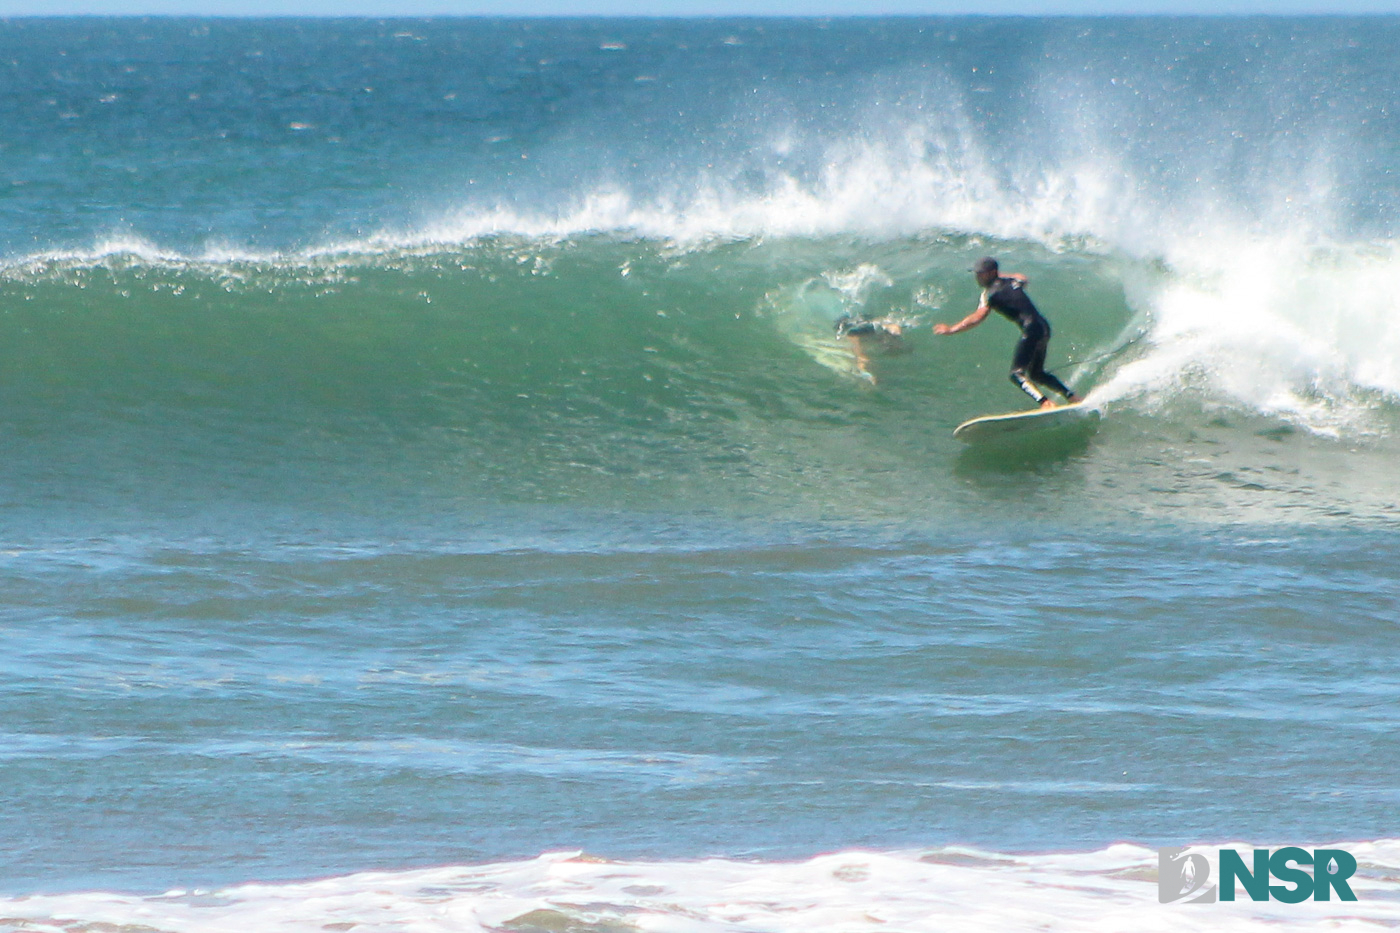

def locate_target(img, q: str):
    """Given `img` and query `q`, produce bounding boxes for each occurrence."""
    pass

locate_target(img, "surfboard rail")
[953,401,1101,443]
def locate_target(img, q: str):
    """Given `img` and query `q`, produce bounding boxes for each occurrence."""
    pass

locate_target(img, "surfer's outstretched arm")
[933,305,989,336]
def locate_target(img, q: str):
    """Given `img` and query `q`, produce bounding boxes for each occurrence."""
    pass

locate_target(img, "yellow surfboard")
[953,402,1101,443]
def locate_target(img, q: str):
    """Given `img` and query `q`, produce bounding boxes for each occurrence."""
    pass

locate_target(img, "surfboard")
[953,402,1101,443]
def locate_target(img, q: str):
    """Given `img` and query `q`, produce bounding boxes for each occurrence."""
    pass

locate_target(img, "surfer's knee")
[1010,368,1047,404]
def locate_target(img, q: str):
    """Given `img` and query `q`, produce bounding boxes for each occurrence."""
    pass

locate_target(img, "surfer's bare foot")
[1039,399,1057,410]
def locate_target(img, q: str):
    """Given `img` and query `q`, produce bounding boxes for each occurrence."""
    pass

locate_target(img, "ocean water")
[1,15,1399,931]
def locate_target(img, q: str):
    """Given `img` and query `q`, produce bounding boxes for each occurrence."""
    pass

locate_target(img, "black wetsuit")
[982,277,1075,404]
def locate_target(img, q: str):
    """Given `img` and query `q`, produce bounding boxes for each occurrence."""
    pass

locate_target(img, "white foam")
[1094,236,1400,434]
[4,843,1398,933]
[823,264,894,305]
[382,134,1097,249]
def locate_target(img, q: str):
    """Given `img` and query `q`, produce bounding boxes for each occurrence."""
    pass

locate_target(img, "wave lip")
[4,843,1398,932]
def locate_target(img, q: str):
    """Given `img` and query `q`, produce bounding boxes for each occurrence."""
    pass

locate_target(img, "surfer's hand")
[933,323,951,335]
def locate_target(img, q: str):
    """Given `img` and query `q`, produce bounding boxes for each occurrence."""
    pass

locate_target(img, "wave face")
[3,18,1400,530]
[2,237,1397,532]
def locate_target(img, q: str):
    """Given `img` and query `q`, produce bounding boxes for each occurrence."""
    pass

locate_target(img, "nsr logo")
[1159,847,1358,904]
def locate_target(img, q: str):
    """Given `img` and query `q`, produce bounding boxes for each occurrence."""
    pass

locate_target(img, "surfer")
[933,257,1082,409]
[835,314,906,383]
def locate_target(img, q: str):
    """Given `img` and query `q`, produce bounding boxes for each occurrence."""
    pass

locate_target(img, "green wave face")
[1,236,1394,532]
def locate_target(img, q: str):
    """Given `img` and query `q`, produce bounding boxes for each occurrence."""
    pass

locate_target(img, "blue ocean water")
[1,16,1398,930]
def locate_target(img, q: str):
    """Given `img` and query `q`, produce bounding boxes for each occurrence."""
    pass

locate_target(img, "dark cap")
[971,257,999,274]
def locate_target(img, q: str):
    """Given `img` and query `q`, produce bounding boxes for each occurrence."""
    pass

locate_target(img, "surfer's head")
[972,256,999,287]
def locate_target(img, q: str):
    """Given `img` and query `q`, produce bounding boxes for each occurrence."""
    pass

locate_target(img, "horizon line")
[1,9,1396,16]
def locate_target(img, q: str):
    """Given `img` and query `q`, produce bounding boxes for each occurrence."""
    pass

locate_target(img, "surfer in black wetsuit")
[933,257,1082,409]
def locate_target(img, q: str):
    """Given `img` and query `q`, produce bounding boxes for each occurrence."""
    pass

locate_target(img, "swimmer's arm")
[934,304,989,335]
[1004,272,1028,285]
